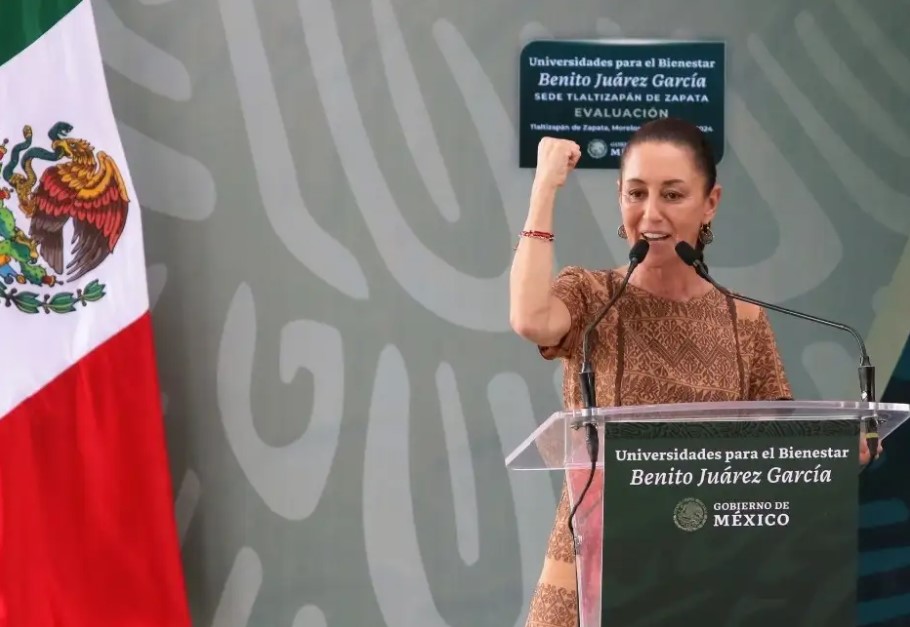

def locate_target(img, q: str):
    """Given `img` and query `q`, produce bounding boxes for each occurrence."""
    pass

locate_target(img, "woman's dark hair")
[619,117,717,251]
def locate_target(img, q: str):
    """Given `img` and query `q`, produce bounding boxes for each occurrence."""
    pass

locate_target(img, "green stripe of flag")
[0,0,83,68]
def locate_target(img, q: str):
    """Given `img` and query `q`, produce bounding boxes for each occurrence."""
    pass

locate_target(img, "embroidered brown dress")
[525,265,792,627]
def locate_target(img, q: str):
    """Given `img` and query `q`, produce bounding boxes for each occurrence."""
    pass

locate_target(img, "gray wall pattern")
[92,0,909,624]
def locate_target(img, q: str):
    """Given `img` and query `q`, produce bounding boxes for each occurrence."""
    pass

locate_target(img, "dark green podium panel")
[600,420,859,627]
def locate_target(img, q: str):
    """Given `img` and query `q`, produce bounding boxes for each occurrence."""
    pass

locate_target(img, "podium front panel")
[505,400,910,625]
[570,416,860,626]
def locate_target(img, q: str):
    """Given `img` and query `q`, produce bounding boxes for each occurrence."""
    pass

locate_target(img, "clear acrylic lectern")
[506,400,910,627]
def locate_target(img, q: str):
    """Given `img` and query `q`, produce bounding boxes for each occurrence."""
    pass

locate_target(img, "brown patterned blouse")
[525,265,792,627]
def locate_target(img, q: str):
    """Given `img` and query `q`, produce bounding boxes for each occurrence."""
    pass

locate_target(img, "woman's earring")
[698,223,714,247]
[617,224,628,239]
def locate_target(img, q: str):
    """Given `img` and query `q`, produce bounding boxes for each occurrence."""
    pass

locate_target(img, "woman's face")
[618,141,720,265]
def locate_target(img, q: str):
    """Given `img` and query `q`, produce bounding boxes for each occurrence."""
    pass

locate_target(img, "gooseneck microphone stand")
[675,240,880,464]
[567,239,650,544]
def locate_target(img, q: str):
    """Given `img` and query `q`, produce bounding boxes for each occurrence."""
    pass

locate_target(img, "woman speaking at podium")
[508,118,793,627]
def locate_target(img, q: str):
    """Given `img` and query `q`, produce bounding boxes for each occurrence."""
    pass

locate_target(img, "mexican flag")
[0,1,190,624]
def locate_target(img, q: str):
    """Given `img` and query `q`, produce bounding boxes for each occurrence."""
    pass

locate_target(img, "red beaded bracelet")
[519,229,554,242]
[514,229,554,251]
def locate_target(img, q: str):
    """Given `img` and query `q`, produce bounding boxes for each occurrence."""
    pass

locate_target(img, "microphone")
[674,240,879,463]
[567,238,649,548]
[579,238,650,410]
